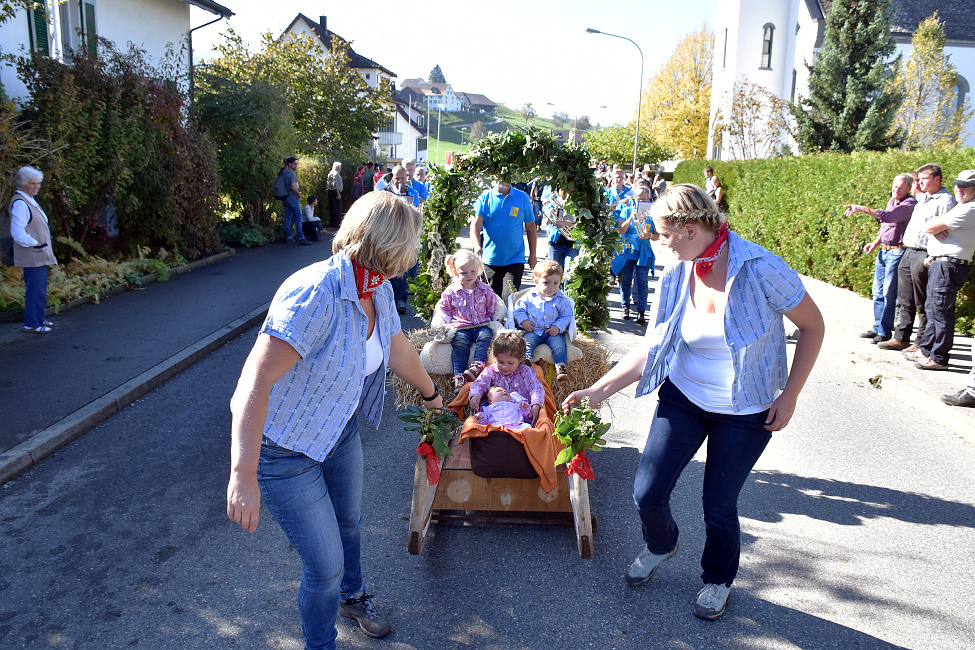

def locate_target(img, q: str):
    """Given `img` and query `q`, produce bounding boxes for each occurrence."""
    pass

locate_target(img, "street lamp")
[586,28,644,176]
[460,126,469,146]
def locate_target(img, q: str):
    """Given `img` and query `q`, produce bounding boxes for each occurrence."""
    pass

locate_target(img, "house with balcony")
[0,0,233,101]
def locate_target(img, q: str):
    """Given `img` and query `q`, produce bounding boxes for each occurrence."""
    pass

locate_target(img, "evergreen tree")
[790,0,904,153]
[428,64,446,84]
[893,13,974,149]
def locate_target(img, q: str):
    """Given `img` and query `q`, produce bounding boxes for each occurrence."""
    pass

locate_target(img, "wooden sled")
[407,368,595,559]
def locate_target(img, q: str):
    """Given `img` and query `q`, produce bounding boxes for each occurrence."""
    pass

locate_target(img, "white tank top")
[363,325,383,376]
[670,300,765,415]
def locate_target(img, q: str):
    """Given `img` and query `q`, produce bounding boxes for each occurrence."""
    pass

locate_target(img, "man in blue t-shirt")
[472,181,537,298]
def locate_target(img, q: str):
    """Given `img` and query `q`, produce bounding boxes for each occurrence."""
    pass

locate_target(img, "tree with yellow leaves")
[892,13,974,150]
[638,24,713,160]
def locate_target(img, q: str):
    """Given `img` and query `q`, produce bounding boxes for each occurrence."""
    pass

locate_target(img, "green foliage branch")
[584,124,672,169]
[553,397,608,467]
[674,150,975,335]
[398,405,462,460]
[410,126,619,332]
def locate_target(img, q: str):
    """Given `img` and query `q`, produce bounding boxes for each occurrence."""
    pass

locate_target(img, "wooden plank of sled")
[407,449,444,555]
[568,473,594,559]
[432,469,572,513]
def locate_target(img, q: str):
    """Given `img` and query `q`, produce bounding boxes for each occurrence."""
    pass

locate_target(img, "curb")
[819,340,975,446]
[0,249,235,323]
[0,301,269,486]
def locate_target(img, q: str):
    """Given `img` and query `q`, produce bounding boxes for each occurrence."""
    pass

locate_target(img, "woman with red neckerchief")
[227,191,442,648]
[562,184,824,621]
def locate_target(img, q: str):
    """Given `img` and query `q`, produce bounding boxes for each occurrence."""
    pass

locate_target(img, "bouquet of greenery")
[553,397,608,480]
[399,406,462,485]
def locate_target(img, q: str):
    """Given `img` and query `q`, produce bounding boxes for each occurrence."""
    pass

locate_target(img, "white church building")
[707,0,975,160]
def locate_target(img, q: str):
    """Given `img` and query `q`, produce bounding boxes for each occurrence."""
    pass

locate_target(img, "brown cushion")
[468,430,538,480]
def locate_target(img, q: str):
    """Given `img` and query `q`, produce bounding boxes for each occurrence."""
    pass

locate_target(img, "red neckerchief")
[693,223,730,279]
[351,259,384,299]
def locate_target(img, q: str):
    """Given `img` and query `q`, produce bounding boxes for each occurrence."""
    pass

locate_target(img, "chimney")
[319,16,327,33]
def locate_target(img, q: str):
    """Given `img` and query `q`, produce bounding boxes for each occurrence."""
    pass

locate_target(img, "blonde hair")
[491,330,526,360]
[445,249,483,278]
[332,191,422,277]
[532,260,563,279]
[649,183,726,231]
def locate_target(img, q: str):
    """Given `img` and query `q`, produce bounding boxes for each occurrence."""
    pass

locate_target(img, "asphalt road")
[2,312,973,649]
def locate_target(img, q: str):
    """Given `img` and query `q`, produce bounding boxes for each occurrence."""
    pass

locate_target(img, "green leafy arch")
[411,126,619,333]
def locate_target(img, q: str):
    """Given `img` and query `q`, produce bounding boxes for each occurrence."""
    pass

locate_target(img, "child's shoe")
[453,374,466,391]
[555,363,568,382]
[523,356,534,366]
[463,360,485,382]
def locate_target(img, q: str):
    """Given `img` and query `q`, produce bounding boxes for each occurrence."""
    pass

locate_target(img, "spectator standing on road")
[471,179,538,299]
[563,183,824,622]
[843,173,916,344]
[529,176,547,228]
[652,173,667,200]
[413,166,429,199]
[9,166,58,333]
[402,158,427,204]
[326,161,344,228]
[385,165,420,313]
[704,166,723,206]
[543,188,580,277]
[374,165,390,193]
[878,164,956,352]
[612,183,658,325]
[362,161,375,194]
[227,191,443,649]
[909,169,975,370]
[273,156,310,246]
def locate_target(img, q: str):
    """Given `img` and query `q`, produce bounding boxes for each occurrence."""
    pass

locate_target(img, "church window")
[761,23,774,69]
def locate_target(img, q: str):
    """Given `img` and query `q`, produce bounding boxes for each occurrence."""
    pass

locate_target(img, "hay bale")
[392,329,611,409]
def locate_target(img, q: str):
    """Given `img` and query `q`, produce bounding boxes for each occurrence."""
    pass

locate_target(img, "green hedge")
[674,150,975,335]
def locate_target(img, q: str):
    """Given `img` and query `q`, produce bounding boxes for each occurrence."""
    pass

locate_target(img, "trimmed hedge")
[674,151,975,335]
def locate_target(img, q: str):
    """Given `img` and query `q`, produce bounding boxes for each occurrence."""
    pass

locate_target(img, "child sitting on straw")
[513,261,574,382]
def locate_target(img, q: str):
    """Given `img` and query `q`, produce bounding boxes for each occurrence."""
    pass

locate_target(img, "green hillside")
[422,106,563,165]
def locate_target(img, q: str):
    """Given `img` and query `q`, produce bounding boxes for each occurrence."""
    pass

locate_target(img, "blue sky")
[191,0,716,127]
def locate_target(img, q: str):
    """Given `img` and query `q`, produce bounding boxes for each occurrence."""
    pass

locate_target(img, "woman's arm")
[227,333,302,533]
[765,293,824,431]
[388,331,445,409]
[561,340,651,413]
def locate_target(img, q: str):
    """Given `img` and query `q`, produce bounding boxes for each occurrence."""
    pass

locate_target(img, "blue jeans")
[633,379,771,586]
[22,265,48,328]
[283,194,306,241]
[257,416,365,650]
[524,330,568,365]
[871,247,903,337]
[619,259,649,311]
[390,262,419,304]
[918,260,972,366]
[548,242,579,277]
[451,325,493,375]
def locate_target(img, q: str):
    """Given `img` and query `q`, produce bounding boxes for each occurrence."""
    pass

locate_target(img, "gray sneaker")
[694,583,731,620]
[625,542,678,586]
[340,592,391,638]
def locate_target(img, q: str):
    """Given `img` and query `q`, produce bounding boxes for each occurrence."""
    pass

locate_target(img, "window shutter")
[28,6,50,56]
[83,2,97,54]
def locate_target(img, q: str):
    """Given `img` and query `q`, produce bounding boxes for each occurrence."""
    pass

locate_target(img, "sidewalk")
[1,232,972,484]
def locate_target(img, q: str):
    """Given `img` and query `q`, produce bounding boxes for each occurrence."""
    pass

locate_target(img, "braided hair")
[649,183,726,232]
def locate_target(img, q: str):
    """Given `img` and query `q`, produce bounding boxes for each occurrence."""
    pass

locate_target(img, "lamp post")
[460,126,469,146]
[586,28,643,176]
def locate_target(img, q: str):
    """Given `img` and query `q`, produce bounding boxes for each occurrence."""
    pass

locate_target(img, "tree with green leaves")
[552,111,569,128]
[892,13,974,150]
[712,76,791,160]
[584,124,671,169]
[428,64,445,84]
[790,0,904,153]
[196,29,390,157]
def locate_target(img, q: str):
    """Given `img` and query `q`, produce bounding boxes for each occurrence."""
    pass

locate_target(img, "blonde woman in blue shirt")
[227,191,444,648]
[563,184,824,621]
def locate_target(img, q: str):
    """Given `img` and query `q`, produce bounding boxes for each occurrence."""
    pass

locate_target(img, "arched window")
[761,23,774,69]
[956,74,970,111]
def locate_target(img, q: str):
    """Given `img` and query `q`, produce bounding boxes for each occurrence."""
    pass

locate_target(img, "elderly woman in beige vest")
[10,166,58,333]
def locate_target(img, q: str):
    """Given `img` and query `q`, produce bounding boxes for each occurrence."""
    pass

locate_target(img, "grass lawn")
[422,107,564,165]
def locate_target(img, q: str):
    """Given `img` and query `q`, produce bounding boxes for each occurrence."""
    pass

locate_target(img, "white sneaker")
[624,542,678,586]
[694,583,731,620]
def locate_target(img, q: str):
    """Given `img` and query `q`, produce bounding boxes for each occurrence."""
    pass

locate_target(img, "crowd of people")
[844,163,975,408]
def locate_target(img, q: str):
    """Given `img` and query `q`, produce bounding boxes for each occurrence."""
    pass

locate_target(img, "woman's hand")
[764,392,797,431]
[530,404,541,426]
[561,388,599,415]
[422,394,444,410]
[227,470,262,533]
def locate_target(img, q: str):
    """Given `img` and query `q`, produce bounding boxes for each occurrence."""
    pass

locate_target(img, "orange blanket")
[447,365,564,493]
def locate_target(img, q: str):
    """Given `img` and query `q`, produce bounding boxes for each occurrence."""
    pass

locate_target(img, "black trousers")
[328,193,343,227]
[917,260,972,366]
[483,262,525,301]
[893,247,928,344]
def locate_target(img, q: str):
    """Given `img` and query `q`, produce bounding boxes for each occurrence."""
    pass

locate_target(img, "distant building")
[0,0,233,101]
[461,93,498,115]
[282,14,395,90]
[399,78,467,112]
[708,0,975,160]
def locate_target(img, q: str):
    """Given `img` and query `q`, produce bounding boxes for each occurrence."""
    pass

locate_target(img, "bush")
[674,150,975,335]
[217,218,273,248]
